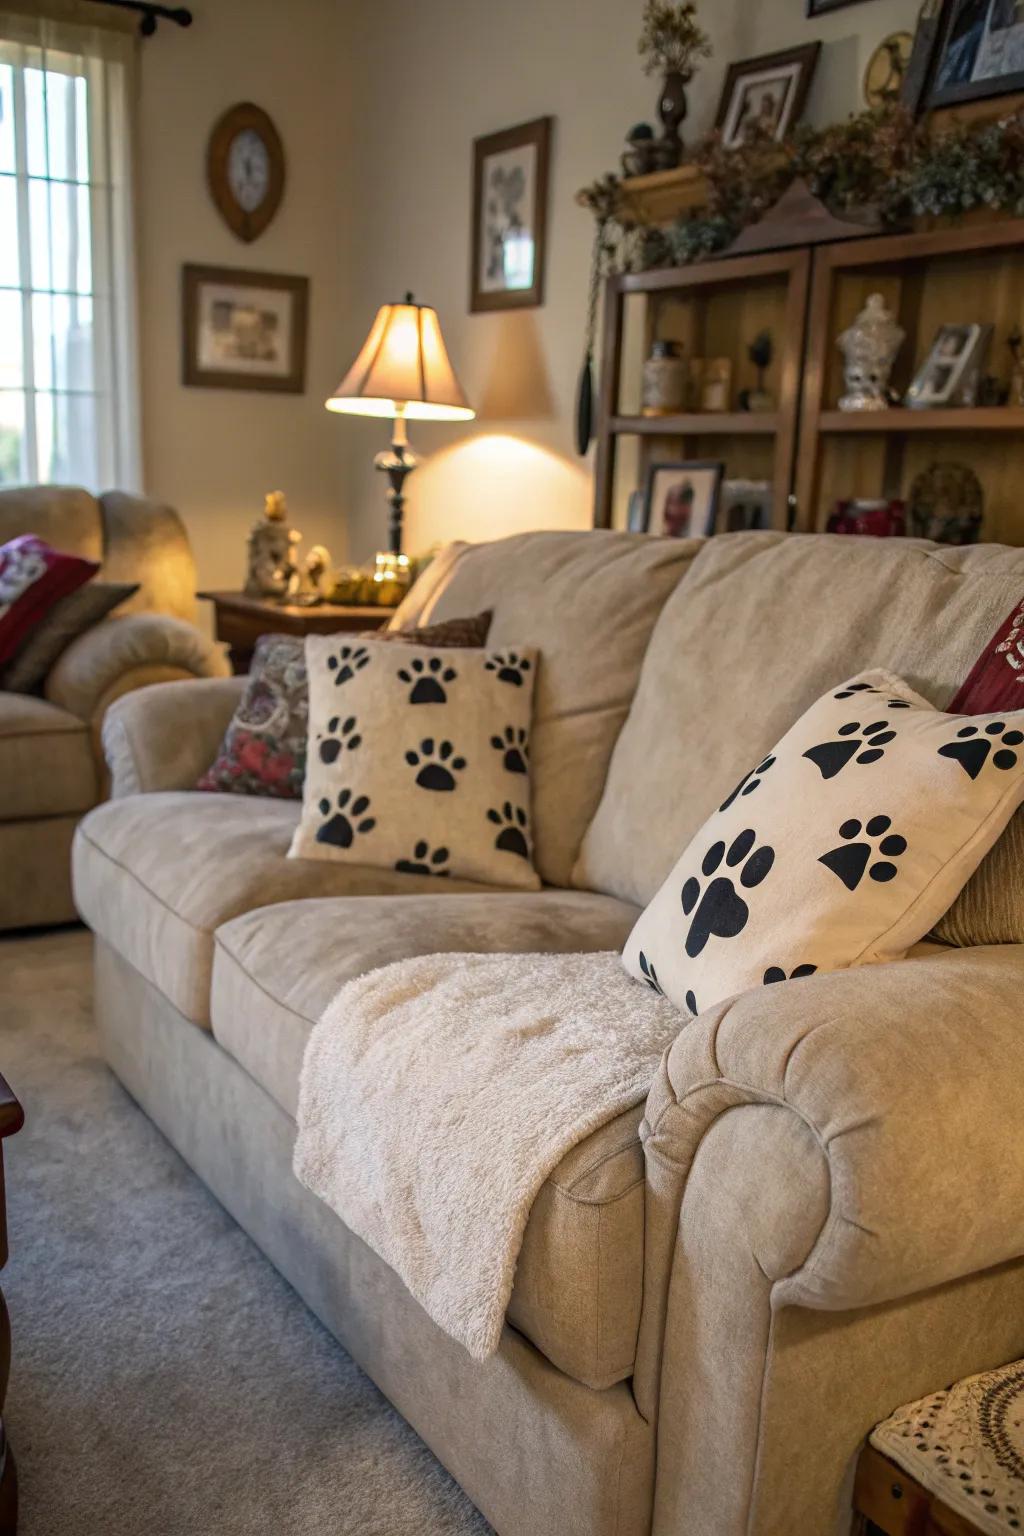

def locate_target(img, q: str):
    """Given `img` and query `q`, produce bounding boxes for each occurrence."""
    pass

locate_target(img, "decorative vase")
[657,69,688,166]
[837,293,905,412]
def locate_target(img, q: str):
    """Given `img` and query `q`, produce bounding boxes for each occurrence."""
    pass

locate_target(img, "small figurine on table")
[245,491,300,600]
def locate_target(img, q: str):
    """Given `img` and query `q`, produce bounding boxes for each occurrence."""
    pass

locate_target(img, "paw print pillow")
[289,636,540,890]
[623,669,1024,1017]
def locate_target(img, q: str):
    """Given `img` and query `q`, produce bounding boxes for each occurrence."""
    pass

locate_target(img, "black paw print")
[720,754,776,812]
[763,964,818,985]
[327,644,370,687]
[680,829,775,960]
[398,655,457,705]
[638,951,664,995]
[818,815,907,892]
[834,681,909,710]
[485,651,532,687]
[490,726,529,775]
[938,720,1024,781]
[405,737,466,792]
[317,714,361,766]
[487,801,530,859]
[803,720,897,780]
[395,840,451,878]
[684,988,699,1015]
[315,789,376,849]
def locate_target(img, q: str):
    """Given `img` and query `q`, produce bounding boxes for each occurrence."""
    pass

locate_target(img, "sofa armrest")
[45,613,229,723]
[100,674,245,798]
[643,943,1024,1319]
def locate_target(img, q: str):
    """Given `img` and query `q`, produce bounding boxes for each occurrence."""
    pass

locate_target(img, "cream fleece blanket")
[293,951,681,1361]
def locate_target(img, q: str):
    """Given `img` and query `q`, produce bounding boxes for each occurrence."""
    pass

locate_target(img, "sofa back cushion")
[0,486,103,562]
[574,531,1024,906]
[404,530,700,886]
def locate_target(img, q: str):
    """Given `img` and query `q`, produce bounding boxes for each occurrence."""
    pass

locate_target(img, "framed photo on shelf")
[715,44,821,150]
[905,323,993,408]
[639,460,725,538]
[920,0,1024,110]
[470,116,552,313]
[182,264,308,392]
[711,479,773,535]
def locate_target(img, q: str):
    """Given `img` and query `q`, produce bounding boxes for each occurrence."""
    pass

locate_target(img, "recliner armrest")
[643,943,1024,1316]
[45,612,229,723]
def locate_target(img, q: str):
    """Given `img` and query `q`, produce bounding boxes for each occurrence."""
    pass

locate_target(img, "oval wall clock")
[206,102,285,242]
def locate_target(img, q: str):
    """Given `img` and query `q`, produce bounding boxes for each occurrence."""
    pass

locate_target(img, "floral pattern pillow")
[197,611,493,799]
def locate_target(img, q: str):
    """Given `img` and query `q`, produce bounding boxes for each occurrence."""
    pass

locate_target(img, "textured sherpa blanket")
[293,951,681,1361]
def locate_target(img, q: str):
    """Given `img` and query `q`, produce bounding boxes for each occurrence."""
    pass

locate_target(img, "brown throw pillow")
[197,610,493,799]
[0,581,140,694]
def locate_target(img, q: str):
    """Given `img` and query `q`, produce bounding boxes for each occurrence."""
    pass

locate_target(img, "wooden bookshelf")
[595,216,1024,545]
[796,217,1024,541]
[593,247,810,531]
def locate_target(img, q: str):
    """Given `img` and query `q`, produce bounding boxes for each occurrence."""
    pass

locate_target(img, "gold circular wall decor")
[206,102,285,243]
[863,32,914,109]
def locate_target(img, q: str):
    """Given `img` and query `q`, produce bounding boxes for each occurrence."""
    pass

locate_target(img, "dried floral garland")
[579,105,1024,274]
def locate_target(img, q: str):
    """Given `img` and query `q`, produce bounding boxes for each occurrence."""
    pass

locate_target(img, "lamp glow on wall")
[326,294,475,562]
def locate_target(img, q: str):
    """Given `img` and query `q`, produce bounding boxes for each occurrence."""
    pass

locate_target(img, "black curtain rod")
[89,0,193,36]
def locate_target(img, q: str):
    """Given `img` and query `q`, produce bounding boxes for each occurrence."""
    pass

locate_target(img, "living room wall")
[342,0,919,562]
[135,0,351,600]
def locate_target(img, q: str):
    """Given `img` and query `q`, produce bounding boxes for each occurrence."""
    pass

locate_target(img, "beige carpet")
[0,926,492,1536]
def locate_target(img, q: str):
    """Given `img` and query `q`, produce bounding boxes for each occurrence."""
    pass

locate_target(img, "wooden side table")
[854,1443,985,1535]
[198,591,399,675]
[0,1073,24,1536]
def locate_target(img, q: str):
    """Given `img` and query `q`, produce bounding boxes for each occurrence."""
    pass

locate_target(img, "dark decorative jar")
[658,70,688,164]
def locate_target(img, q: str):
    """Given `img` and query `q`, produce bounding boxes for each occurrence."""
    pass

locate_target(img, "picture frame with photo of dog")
[715,44,821,150]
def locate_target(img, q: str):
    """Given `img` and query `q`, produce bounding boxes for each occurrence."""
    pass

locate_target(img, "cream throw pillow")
[623,669,1024,1016]
[289,636,540,890]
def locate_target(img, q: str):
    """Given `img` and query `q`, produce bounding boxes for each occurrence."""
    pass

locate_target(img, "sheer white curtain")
[0,6,141,492]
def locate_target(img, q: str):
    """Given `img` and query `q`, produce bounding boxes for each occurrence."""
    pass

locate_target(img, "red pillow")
[0,535,99,665]
[949,597,1024,715]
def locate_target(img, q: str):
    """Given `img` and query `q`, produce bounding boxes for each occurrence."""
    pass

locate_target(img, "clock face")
[207,104,284,242]
[228,129,270,212]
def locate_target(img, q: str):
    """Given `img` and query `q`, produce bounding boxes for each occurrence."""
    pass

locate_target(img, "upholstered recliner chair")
[0,485,228,930]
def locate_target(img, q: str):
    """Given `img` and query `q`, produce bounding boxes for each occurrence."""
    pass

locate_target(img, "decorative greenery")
[637,1,711,80]
[579,104,1024,276]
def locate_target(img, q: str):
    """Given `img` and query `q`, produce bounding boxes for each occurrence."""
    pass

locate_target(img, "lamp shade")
[326,295,475,422]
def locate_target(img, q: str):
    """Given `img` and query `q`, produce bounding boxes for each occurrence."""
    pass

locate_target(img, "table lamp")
[326,294,475,568]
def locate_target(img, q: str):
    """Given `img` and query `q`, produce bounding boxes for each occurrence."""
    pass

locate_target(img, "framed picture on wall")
[715,44,821,149]
[470,116,552,313]
[182,264,309,392]
[921,0,1024,111]
[640,460,725,538]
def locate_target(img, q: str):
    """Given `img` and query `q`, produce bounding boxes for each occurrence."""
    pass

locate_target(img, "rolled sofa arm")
[643,943,1024,1321]
[45,613,229,723]
[101,674,245,798]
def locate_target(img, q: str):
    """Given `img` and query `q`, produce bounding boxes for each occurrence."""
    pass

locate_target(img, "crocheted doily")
[870,1360,1024,1535]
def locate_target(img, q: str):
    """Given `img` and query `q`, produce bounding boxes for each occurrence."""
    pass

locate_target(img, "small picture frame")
[905,323,993,409]
[470,116,552,313]
[182,264,308,392]
[921,0,1024,112]
[711,479,774,535]
[641,460,725,538]
[715,44,821,150]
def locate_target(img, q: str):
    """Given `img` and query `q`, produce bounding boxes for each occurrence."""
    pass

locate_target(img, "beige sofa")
[73,529,1024,1536]
[0,486,227,929]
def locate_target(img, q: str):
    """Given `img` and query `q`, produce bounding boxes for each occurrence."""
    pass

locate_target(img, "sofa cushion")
[0,693,97,819]
[575,531,1024,907]
[210,890,644,1391]
[72,793,493,1027]
[409,530,699,887]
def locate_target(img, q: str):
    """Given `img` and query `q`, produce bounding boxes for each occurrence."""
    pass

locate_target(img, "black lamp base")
[374,437,418,556]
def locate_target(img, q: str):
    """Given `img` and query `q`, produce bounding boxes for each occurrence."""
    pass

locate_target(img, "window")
[0,13,140,492]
